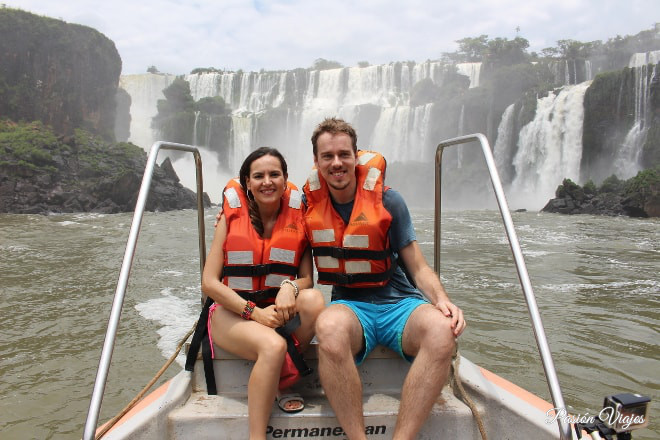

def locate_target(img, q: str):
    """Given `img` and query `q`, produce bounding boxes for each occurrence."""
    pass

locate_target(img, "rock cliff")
[0,8,121,139]
[0,121,210,214]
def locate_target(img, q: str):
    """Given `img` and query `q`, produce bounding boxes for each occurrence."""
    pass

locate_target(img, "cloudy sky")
[4,0,659,75]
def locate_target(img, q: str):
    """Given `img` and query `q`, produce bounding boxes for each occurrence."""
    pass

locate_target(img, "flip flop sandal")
[276,392,305,413]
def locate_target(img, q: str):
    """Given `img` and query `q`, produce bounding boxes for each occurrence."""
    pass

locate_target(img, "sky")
[4,0,659,76]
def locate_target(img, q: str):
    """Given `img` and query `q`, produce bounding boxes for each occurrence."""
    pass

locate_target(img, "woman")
[202,147,325,440]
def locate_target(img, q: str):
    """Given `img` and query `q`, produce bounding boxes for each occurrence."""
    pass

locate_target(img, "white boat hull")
[99,344,560,439]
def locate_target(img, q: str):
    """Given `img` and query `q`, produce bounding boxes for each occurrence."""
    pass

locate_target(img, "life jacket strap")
[317,261,397,286]
[222,263,298,277]
[312,246,390,260]
[184,296,217,395]
[275,315,312,377]
[237,288,280,303]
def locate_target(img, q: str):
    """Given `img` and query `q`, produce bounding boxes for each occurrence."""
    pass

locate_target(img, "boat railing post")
[82,142,207,440]
[435,133,572,440]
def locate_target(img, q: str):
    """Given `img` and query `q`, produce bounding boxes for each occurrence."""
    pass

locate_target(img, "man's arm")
[399,241,466,337]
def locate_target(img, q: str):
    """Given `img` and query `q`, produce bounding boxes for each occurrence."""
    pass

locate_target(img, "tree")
[455,35,489,61]
[311,58,343,71]
[195,96,227,115]
[147,65,160,74]
[486,36,529,66]
[556,39,594,59]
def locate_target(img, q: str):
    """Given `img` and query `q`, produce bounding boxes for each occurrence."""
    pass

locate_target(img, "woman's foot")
[276,390,304,413]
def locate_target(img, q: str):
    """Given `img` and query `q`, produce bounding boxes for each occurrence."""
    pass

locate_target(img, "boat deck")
[100,342,560,439]
[175,344,477,439]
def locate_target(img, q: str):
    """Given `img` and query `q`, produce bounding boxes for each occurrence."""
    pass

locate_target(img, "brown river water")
[0,208,658,439]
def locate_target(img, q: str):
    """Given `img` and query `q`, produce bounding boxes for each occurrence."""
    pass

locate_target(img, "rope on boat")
[95,322,197,440]
[451,348,488,440]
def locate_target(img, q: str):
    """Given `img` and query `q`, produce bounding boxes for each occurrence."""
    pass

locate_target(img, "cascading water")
[118,56,649,209]
[182,61,471,185]
[456,62,481,88]
[492,103,517,184]
[119,73,176,149]
[456,105,465,168]
[613,51,660,179]
[509,82,591,210]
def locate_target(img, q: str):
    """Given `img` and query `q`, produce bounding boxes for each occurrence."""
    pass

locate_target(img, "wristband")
[241,300,256,320]
[280,279,299,298]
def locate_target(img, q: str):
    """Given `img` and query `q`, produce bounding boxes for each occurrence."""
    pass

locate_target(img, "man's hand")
[434,300,466,337]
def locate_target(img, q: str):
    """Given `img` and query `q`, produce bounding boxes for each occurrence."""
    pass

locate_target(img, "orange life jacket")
[222,178,307,303]
[302,150,394,288]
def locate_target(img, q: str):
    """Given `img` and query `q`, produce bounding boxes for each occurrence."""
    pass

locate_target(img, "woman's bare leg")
[209,306,286,440]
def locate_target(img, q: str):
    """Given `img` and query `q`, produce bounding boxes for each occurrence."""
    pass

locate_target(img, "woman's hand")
[213,208,223,227]
[275,282,297,323]
[251,305,284,328]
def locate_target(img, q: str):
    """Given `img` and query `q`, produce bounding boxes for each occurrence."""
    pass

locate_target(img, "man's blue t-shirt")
[304,189,425,304]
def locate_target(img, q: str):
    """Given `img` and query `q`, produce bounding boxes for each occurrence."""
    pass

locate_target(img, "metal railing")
[435,133,571,440]
[82,142,207,440]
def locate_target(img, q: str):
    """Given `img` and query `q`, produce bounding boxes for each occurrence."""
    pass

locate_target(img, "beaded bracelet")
[241,300,256,320]
[280,279,299,298]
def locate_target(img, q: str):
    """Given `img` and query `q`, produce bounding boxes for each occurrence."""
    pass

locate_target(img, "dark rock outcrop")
[542,175,660,218]
[0,121,211,214]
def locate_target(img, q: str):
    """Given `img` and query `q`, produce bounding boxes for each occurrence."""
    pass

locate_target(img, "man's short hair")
[311,117,358,157]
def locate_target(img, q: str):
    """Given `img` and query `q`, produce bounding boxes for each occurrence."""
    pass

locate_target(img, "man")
[302,117,466,440]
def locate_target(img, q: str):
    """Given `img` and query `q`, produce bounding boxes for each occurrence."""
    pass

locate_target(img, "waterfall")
[183,61,453,184]
[628,50,660,68]
[585,60,592,81]
[456,105,465,168]
[192,111,200,145]
[509,82,591,210]
[119,73,177,149]
[118,58,646,208]
[613,51,660,178]
[456,62,482,88]
[493,103,516,184]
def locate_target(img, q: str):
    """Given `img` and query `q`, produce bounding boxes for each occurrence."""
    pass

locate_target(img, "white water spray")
[509,82,591,210]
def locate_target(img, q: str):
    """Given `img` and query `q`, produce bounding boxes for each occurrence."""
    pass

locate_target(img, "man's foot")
[276,391,304,413]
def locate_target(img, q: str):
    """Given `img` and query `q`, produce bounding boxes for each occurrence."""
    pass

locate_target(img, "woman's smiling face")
[245,154,287,206]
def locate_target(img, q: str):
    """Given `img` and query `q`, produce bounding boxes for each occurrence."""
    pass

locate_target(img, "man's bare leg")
[315,304,367,440]
[393,304,456,440]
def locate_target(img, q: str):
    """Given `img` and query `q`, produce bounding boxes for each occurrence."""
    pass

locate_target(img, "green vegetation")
[310,58,344,71]
[0,119,146,177]
[624,166,660,195]
[556,169,658,199]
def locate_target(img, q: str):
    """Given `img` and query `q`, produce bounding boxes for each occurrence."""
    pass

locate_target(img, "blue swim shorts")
[331,297,429,365]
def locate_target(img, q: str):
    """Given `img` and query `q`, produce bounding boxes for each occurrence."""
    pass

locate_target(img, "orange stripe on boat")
[96,378,172,436]
[479,367,555,414]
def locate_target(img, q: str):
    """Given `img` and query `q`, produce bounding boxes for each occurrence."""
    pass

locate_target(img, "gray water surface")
[0,209,657,439]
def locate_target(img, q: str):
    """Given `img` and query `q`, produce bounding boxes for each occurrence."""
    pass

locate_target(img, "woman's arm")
[275,245,314,322]
[202,214,283,327]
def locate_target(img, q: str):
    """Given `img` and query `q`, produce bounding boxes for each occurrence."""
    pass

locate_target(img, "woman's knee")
[255,331,287,362]
[297,288,325,313]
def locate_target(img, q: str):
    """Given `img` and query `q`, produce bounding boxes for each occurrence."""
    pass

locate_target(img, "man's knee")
[406,306,456,358]
[316,307,358,356]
